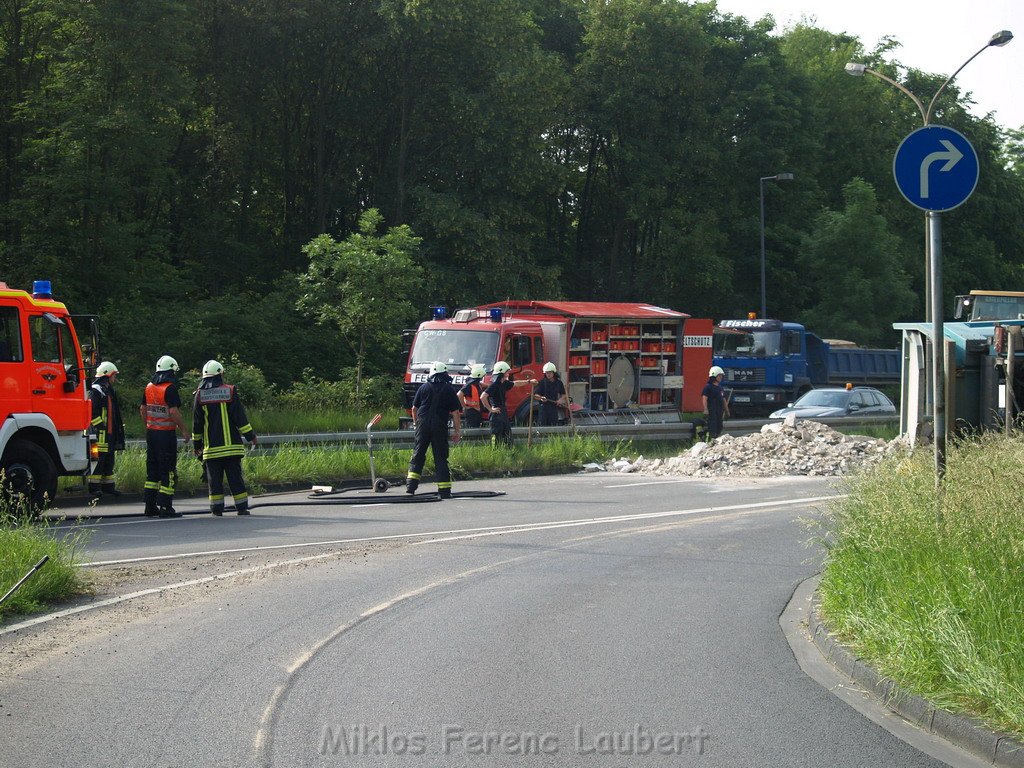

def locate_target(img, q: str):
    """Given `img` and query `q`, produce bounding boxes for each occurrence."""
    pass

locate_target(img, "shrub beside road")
[0,498,88,619]
[819,434,1024,737]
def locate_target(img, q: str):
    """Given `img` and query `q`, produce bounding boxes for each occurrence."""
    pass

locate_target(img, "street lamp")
[759,172,794,319]
[845,30,1013,484]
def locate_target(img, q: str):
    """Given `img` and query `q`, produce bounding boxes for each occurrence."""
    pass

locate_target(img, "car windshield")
[409,330,499,372]
[794,390,850,409]
[713,330,781,357]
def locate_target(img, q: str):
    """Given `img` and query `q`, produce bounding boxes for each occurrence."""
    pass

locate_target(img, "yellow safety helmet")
[542,362,557,374]
[709,366,724,378]
[95,361,118,377]
[492,361,511,375]
[470,364,486,378]
[429,361,448,376]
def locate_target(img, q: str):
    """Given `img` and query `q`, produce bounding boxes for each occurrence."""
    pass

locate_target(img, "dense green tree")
[297,209,423,397]
[799,179,915,344]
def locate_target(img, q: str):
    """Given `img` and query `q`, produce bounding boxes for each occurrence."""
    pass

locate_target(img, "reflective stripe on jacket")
[192,382,255,460]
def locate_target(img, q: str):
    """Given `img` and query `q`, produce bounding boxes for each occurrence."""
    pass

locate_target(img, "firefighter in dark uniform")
[457,364,487,428]
[140,355,190,517]
[701,365,730,440]
[87,361,126,498]
[532,361,567,427]
[480,361,536,447]
[192,359,258,516]
[406,361,462,498]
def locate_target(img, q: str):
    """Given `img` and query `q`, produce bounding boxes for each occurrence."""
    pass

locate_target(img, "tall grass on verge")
[0,494,90,619]
[817,433,1024,736]
[98,436,618,495]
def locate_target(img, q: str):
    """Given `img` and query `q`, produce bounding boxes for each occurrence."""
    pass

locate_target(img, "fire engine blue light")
[431,306,447,320]
[32,280,52,298]
[489,308,503,322]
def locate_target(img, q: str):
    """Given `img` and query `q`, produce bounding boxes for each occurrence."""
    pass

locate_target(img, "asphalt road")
[1,474,959,767]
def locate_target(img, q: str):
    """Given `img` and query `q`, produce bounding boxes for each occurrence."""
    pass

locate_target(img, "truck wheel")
[1,439,58,512]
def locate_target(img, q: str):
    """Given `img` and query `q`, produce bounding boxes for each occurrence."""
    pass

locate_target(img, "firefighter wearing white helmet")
[480,361,536,447]
[407,362,462,497]
[701,365,730,440]
[87,362,126,498]
[533,361,567,427]
[140,355,190,517]
[192,359,258,516]
[458,364,488,428]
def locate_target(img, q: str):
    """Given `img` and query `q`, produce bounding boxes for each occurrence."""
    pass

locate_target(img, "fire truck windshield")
[713,329,781,358]
[409,330,499,372]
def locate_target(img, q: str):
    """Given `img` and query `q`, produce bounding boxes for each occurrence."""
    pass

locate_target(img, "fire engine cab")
[0,280,95,508]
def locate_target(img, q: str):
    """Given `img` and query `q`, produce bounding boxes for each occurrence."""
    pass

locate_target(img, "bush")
[279,369,401,412]
[181,355,276,410]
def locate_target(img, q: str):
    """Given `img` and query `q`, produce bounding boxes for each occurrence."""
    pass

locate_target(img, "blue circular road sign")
[893,125,979,212]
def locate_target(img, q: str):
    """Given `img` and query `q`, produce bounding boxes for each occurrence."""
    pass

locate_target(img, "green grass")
[77,435,622,496]
[0,496,90,619]
[833,423,899,441]
[817,433,1024,736]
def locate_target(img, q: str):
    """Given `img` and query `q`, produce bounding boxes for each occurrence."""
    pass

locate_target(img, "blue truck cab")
[713,318,900,415]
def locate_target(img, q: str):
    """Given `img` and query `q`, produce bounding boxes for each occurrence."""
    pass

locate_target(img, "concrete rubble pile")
[600,414,906,478]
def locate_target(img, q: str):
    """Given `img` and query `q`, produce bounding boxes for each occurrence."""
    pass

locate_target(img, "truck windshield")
[409,330,499,372]
[713,330,781,357]
[970,295,1024,321]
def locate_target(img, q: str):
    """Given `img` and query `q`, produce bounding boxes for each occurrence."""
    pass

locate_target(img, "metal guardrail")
[125,415,897,452]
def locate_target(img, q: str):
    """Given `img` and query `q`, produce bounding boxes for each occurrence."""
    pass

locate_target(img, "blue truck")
[712,318,901,415]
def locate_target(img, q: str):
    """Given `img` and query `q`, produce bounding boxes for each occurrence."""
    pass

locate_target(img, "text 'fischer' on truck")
[403,301,713,424]
[0,280,99,508]
[712,317,900,416]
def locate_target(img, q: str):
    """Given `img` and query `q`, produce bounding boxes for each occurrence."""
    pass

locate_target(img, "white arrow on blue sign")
[893,125,979,212]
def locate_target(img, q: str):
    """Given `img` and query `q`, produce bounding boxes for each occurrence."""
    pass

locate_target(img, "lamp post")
[759,172,794,319]
[846,30,1013,484]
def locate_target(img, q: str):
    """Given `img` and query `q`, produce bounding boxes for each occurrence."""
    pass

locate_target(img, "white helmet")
[542,362,557,374]
[492,361,511,375]
[429,361,447,376]
[156,355,180,372]
[709,365,724,378]
[470,364,486,378]
[202,359,225,378]
[95,361,118,377]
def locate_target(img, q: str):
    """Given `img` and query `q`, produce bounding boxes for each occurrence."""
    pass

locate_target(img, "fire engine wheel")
[1,439,58,512]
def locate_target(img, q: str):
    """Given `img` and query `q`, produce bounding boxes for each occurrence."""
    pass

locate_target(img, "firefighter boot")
[406,479,419,495]
[235,501,250,516]
[438,489,452,499]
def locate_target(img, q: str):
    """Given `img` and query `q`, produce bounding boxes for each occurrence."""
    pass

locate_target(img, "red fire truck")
[403,301,713,423]
[0,280,97,508]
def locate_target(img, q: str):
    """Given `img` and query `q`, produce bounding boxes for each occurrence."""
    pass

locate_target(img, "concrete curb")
[809,590,1024,767]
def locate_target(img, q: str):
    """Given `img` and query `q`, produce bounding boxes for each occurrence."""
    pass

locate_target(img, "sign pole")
[893,125,977,489]
[929,210,946,483]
